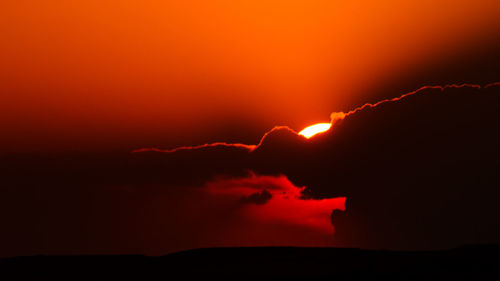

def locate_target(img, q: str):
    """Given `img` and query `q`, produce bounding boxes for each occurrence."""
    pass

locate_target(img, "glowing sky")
[1,1,500,152]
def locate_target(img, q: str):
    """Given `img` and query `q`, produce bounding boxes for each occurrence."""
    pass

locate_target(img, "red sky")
[1,1,500,152]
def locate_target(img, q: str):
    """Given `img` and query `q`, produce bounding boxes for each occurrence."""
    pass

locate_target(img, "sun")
[298,123,332,139]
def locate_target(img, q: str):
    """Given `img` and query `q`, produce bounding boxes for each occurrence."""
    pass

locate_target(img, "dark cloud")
[136,83,500,249]
[241,189,272,205]
[1,83,500,256]
[289,83,500,250]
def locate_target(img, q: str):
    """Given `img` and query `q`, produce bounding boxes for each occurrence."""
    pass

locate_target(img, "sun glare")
[298,123,332,139]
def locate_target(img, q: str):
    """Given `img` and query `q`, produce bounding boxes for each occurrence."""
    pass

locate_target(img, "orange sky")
[1,0,499,151]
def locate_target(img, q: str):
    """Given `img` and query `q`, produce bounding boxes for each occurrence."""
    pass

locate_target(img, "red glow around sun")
[205,173,346,236]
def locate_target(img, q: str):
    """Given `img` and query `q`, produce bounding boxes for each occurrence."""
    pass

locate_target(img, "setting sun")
[298,123,332,139]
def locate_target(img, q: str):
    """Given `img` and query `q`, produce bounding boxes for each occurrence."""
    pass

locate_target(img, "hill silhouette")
[1,245,500,280]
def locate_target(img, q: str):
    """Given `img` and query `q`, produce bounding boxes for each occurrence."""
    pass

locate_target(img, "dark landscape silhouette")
[2,245,500,280]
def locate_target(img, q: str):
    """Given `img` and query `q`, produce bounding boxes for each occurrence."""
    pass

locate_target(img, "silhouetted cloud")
[241,189,272,205]
[1,83,500,256]
[133,83,500,250]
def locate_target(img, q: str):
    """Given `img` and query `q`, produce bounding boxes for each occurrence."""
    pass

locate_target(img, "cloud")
[132,82,500,250]
[204,173,345,234]
[1,83,500,256]
[241,189,272,205]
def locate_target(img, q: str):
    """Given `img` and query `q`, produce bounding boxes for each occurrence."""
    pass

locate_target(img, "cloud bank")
[132,82,500,250]
[1,83,500,256]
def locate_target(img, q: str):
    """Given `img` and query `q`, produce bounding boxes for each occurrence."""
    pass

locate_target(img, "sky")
[1,0,500,151]
[1,1,500,257]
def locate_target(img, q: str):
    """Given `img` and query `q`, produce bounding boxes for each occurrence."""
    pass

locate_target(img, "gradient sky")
[1,1,500,257]
[1,0,500,152]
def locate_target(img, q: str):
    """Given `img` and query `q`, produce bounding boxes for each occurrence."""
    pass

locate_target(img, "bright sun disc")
[298,123,331,138]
